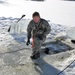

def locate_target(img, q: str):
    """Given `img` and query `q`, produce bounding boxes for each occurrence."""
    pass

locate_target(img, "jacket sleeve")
[27,20,33,39]
[43,20,51,36]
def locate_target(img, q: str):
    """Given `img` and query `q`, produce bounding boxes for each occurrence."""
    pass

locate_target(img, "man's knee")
[34,36,46,46]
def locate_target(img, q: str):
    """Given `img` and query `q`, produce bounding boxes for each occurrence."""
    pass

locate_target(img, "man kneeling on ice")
[26,12,51,59]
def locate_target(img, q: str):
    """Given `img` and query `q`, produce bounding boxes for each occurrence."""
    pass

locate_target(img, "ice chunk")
[10,19,30,34]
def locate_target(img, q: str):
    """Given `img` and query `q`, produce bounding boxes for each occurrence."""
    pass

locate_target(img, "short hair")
[32,12,40,17]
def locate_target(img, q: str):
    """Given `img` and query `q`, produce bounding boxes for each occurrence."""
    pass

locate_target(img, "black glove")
[26,38,30,46]
[36,34,43,40]
[38,35,43,40]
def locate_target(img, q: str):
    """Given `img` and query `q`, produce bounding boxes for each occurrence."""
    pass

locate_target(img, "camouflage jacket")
[27,18,51,39]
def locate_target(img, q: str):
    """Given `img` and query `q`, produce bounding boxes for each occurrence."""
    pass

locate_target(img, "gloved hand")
[35,30,43,40]
[38,35,43,40]
[35,34,43,40]
[26,38,30,46]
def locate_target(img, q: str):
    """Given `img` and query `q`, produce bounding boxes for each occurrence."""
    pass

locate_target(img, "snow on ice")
[0,17,75,75]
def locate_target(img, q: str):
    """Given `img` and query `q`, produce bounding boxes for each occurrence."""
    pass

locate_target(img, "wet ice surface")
[0,18,75,75]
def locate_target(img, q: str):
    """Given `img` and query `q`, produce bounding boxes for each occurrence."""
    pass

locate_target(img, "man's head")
[32,12,40,23]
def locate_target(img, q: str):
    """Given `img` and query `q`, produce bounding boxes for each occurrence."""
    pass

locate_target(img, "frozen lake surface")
[0,18,75,75]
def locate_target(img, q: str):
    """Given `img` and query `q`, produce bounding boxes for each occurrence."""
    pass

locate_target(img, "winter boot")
[30,52,40,59]
[71,40,75,44]
[44,48,49,54]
